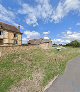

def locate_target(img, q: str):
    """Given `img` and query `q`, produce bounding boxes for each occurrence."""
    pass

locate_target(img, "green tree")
[66,40,80,47]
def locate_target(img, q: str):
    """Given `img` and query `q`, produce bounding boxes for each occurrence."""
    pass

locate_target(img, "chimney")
[18,25,20,31]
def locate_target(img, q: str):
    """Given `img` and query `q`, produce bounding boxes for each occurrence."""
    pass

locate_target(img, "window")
[0,31,1,35]
[14,40,18,45]
[0,39,3,45]
[14,34,18,37]
[0,31,3,35]
[15,40,18,45]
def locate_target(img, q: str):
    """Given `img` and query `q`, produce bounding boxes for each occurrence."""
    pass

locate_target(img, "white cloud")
[53,28,80,44]
[22,37,28,44]
[62,31,80,41]
[26,15,38,27]
[66,31,72,35]
[44,36,50,39]
[18,3,38,26]
[43,31,50,35]
[18,0,53,26]
[1,0,80,28]
[51,0,80,23]
[43,31,50,39]
[24,31,40,40]
[52,39,70,44]
[18,0,80,25]
[23,30,51,43]
[0,4,24,30]
[0,4,16,22]
[76,22,80,26]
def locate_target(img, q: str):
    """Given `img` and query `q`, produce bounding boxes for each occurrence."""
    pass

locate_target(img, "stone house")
[28,39,52,49]
[0,22,22,46]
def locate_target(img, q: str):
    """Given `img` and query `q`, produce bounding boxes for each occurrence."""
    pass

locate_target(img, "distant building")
[0,22,22,46]
[28,38,52,49]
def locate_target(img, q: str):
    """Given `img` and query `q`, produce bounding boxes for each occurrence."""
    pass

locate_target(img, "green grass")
[0,47,80,92]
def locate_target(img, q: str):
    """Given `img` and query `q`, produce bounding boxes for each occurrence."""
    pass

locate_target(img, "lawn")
[0,47,80,92]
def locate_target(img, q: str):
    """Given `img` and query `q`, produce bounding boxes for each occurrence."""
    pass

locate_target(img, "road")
[45,57,80,92]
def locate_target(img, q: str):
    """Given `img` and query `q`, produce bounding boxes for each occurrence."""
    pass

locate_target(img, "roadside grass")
[0,47,80,92]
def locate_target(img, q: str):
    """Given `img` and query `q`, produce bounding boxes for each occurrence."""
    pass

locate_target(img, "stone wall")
[0,46,35,57]
[39,43,52,49]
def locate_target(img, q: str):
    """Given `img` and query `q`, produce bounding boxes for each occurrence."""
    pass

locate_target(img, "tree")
[66,40,80,47]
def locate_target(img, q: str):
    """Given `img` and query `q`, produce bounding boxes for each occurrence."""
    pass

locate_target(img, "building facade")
[28,39,52,49]
[0,22,22,46]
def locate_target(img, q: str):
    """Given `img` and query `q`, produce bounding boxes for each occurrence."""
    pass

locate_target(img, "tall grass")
[0,47,80,92]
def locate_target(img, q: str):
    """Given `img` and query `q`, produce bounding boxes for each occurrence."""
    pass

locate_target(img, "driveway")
[45,57,80,92]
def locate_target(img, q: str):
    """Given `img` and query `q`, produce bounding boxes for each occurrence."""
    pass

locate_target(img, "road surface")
[45,57,80,92]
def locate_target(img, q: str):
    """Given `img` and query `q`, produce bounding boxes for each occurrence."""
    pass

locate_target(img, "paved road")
[45,57,80,92]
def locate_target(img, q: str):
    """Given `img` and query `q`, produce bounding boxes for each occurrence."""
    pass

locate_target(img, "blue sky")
[0,0,80,44]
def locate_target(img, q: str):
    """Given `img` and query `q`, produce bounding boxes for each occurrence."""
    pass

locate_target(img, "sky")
[0,0,80,44]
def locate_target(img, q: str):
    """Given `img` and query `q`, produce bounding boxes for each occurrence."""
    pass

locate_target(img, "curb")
[43,75,59,92]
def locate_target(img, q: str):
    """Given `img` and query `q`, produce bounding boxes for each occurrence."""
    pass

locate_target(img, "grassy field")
[0,47,80,92]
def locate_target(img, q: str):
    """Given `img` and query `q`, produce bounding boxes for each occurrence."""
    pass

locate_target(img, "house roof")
[0,22,22,34]
[28,39,52,45]
[28,39,41,45]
